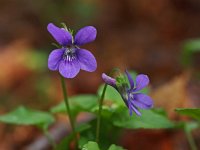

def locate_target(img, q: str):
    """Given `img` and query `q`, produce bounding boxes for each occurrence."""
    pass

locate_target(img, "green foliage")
[55,123,91,150]
[25,51,48,71]
[56,135,73,150]
[2,68,193,149]
[183,122,199,150]
[78,109,175,149]
[82,141,100,150]
[52,70,184,149]
[116,74,128,89]
[184,122,199,132]
[175,108,200,121]
[97,71,174,129]
[0,106,54,129]
[77,123,92,132]
[91,104,121,119]
[108,144,125,150]
[78,118,121,149]
[51,94,98,114]
[79,136,91,149]
[51,71,153,131]
[113,109,174,129]
[81,141,125,150]
[181,39,200,66]
[98,84,123,105]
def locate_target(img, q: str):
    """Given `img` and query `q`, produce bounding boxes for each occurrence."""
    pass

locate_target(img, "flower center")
[63,46,76,62]
[129,92,134,99]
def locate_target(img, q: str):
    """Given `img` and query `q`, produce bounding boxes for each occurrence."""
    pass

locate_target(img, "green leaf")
[108,144,125,150]
[184,122,199,132]
[181,39,200,66]
[56,135,73,150]
[113,109,174,129]
[0,106,54,128]
[91,105,120,118]
[79,136,90,149]
[183,39,200,52]
[97,84,123,105]
[82,141,100,150]
[183,122,199,150]
[56,124,91,150]
[175,108,200,121]
[76,123,91,132]
[51,94,98,114]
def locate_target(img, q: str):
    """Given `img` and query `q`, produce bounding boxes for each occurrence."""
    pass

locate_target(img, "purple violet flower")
[47,23,97,78]
[102,70,153,116]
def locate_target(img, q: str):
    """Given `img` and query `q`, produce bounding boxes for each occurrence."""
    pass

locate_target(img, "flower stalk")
[185,129,197,150]
[96,84,108,143]
[60,76,78,149]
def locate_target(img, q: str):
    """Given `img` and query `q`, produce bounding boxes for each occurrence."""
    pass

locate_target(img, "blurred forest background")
[0,0,199,149]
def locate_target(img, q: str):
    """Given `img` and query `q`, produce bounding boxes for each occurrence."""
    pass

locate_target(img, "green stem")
[43,129,56,150]
[60,76,78,150]
[185,129,197,150]
[96,84,108,143]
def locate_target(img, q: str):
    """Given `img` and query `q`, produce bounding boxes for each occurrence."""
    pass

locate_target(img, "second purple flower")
[47,23,97,78]
[102,70,153,116]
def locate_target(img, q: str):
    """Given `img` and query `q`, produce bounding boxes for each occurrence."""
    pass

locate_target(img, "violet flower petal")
[74,26,97,46]
[125,70,134,89]
[48,49,64,71]
[47,23,72,46]
[77,49,97,72]
[132,93,153,109]
[134,74,149,91]
[131,105,141,116]
[102,73,116,87]
[59,60,80,78]
[128,101,133,116]
[128,101,141,116]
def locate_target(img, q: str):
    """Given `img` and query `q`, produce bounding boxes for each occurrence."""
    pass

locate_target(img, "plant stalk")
[96,84,107,143]
[185,129,197,150]
[60,76,78,149]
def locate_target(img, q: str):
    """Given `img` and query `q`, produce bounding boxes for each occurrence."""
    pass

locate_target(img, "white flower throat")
[63,46,76,62]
